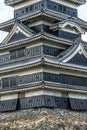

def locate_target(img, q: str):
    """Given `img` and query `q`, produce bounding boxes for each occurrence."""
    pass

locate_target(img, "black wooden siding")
[68,53,87,66]
[10,47,25,59]
[0,45,63,64]
[9,32,27,43]
[0,95,87,112]
[0,99,17,112]
[70,98,87,110]
[1,72,87,90]
[31,24,80,41]
[14,0,77,18]
[43,72,87,87]
[59,30,80,41]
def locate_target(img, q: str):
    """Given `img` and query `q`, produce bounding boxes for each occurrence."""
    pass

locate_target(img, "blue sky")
[0,0,87,42]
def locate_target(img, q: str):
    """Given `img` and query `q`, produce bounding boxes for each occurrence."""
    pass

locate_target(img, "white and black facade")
[0,0,87,112]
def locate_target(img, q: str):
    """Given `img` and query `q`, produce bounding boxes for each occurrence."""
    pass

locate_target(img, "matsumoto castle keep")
[0,0,87,112]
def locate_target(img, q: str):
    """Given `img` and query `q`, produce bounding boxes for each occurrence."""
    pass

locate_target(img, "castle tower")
[0,0,87,113]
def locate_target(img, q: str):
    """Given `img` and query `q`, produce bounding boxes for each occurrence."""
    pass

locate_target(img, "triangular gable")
[2,22,35,44]
[67,53,87,66]
[58,41,87,66]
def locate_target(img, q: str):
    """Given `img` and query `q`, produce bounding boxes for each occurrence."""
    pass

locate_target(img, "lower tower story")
[0,65,87,112]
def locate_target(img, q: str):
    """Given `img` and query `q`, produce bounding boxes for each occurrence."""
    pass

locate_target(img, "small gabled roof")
[2,21,35,45]
[58,37,87,63]
[50,18,85,34]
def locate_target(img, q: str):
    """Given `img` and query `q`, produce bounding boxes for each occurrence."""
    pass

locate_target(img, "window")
[10,77,17,87]
[30,5,34,11]
[26,7,29,12]
[22,10,24,14]
[2,78,9,88]
[10,48,25,59]
[59,5,62,11]
[63,6,66,12]
[2,76,17,88]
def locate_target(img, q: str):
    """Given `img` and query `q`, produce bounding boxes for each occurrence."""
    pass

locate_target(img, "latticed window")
[2,76,17,88]
[10,48,25,59]
[2,78,9,88]
[10,77,17,86]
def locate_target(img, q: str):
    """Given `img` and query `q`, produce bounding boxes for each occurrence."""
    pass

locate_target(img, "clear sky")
[0,0,87,42]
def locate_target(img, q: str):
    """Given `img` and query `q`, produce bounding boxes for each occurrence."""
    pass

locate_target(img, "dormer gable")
[58,39,87,66]
[50,19,85,34]
[59,21,85,34]
[2,21,35,44]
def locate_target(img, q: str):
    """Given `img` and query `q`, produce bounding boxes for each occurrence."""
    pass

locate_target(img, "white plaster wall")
[69,93,87,99]
[0,67,87,79]
[28,21,52,27]
[14,0,41,9]
[0,52,9,56]
[61,28,78,34]
[26,42,65,49]
[43,68,87,78]
[1,93,18,101]
[0,67,43,78]
[26,42,43,48]
[25,90,62,97]
[18,68,43,76]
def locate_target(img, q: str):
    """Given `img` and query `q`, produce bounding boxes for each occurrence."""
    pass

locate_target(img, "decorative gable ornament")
[2,21,35,44]
[59,42,87,63]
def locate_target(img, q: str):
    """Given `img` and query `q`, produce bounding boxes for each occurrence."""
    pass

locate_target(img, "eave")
[0,55,42,75]
[1,54,87,76]
[0,81,87,95]
[5,0,86,7]
[1,9,87,32]
[44,57,87,73]
[0,32,72,51]
[5,0,27,6]
[0,19,14,32]
[69,0,86,5]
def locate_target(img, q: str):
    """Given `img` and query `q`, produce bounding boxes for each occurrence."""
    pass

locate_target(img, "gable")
[2,22,34,44]
[59,20,85,34]
[59,42,87,67]
[67,53,87,66]
[8,31,27,43]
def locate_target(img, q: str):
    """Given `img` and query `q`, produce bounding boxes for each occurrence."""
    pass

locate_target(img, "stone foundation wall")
[0,108,87,130]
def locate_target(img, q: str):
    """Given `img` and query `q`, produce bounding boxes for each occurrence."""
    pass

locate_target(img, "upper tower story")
[5,0,86,19]
[1,0,86,42]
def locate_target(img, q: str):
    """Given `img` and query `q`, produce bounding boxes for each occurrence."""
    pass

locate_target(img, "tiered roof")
[0,0,87,112]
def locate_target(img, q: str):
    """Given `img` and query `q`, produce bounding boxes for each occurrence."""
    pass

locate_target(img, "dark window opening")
[59,5,62,11]
[30,5,33,11]
[22,10,24,14]
[10,48,25,60]
[26,7,29,12]
[63,6,66,12]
